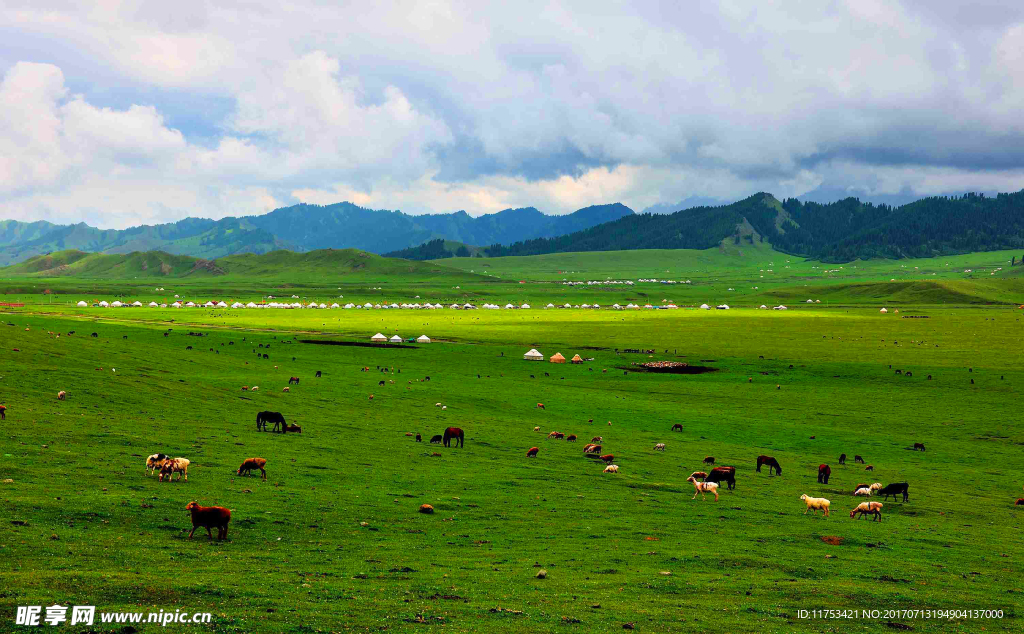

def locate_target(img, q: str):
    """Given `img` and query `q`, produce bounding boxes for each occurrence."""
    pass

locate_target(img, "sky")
[2,0,1023,229]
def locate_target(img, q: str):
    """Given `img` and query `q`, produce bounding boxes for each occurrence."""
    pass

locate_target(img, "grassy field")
[1,291,1023,631]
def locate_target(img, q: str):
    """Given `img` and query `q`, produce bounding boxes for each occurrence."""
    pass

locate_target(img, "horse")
[756,455,782,475]
[706,466,736,490]
[288,377,300,385]
[443,427,464,448]
[256,411,286,432]
[817,464,831,484]
[671,423,683,432]
[838,453,846,465]
[0,405,5,420]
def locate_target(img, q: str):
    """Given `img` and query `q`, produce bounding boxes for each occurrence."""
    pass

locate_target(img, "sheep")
[534,426,540,431]
[282,387,290,392]
[854,487,872,496]
[869,483,883,493]
[536,403,545,409]
[799,494,831,517]
[653,443,666,451]
[158,457,190,482]
[600,454,614,463]
[57,391,66,400]
[604,465,619,473]
[185,501,231,540]
[591,436,602,443]
[850,501,883,521]
[547,431,564,439]
[442,406,447,411]
[583,444,601,454]
[436,403,442,407]
[237,457,267,480]
[146,453,169,475]
[250,386,259,392]
[687,476,719,501]
[689,471,708,481]
[241,386,249,391]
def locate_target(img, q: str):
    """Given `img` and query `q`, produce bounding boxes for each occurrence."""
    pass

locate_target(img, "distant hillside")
[486,191,1024,262]
[0,248,481,280]
[383,239,485,260]
[0,202,633,265]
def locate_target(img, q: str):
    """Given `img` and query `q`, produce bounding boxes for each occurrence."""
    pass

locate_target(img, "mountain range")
[0,202,634,266]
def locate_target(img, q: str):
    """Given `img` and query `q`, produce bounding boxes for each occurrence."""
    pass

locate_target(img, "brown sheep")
[237,457,267,480]
[185,501,231,540]
[591,436,602,443]
[241,386,249,391]
[536,403,545,409]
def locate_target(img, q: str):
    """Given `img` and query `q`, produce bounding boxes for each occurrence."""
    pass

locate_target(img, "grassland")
[1,248,1023,632]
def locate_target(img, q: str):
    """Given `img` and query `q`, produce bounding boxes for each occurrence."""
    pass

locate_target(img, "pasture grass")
[1,301,1023,632]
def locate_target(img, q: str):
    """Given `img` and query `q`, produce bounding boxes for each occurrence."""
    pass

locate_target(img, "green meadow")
[1,247,1024,632]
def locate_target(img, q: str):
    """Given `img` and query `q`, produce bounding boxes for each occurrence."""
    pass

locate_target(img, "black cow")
[315,371,322,378]
[706,466,736,490]
[878,482,909,502]
[839,453,847,465]
[429,435,443,444]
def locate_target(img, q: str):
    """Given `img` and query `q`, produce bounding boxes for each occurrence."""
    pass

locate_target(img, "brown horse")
[706,466,736,490]
[0,404,5,420]
[288,377,300,385]
[671,423,683,432]
[443,427,464,448]
[757,455,782,475]
[817,464,831,484]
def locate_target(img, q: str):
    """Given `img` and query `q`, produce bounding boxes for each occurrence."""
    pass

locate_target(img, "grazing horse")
[706,466,736,490]
[913,443,926,451]
[703,456,715,465]
[671,423,683,432]
[756,455,782,475]
[288,377,300,385]
[315,371,322,378]
[429,435,443,444]
[256,411,286,432]
[817,464,831,484]
[0,404,5,420]
[838,453,846,465]
[854,455,865,464]
[443,427,464,448]
[526,447,539,458]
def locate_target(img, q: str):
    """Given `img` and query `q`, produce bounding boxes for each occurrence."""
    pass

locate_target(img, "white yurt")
[159,303,167,308]
[371,333,387,342]
[99,301,110,307]
[148,302,158,307]
[699,303,710,310]
[246,302,257,308]
[217,301,228,308]
[417,335,431,343]
[521,304,531,309]
[774,305,788,310]
[524,348,544,361]
[186,301,196,307]
[132,301,143,307]
[231,302,243,308]
[717,304,730,310]
[77,301,88,307]
[546,303,555,308]
[390,335,403,343]
[172,301,182,308]
[760,305,768,309]
[331,303,340,308]
[880,307,888,313]
[806,299,814,303]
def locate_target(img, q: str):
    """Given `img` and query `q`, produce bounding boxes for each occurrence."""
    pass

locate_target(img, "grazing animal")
[913,442,926,451]
[869,483,883,493]
[756,455,782,475]
[369,394,374,400]
[283,424,301,433]
[0,404,6,420]
[706,466,736,490]
[547,431,564,439]
[441,406,447,410]
[251,386,259,391]
[263,354,268,359]
[57,391,66,400]
[241,386,249,391]
[850,501,883,521]
[256,411,286,432]
[877,482,909,502]
[839,453,846,465]
[186,346,192,350]
[703,456,715,465]
[566,434,577,442]
[146,453,168,475]
[654,443,666,451]
[429,435,443,444]
[282,387,290,392]
[817,464,831,484]
[443,427,464,448]
[604,465,619,473]
[534,426,540,431]
[854,487,872,497]
[854,455,865,464]
[671,423,683,432]
[599,454,614,463]
[185,501,231,540]
[436,403,443,408]
[91,333,98,337]
[379,380,386,387]
[159,458,190,482]
[315,371,322,377]
[237,457,267,480]
[865,465,874,471]
[536,403,545,409]
[689,471,708,481]
[687,476,719,501]
[288,377,299,385]
[1016,498,1024,506]
[583,444,602,454]
[591,436,602,443]
[526,447,539,458]
[800,494,831,516]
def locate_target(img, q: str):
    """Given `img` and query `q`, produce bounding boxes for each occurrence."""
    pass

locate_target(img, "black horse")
[256,411,286,432]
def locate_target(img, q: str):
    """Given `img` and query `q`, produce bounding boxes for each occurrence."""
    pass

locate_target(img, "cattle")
[237,457,267,480]
[865,465,874,471]
[159,458,190,482]
[0,404,6,420]
[913,443,926,451]
[566,434,577,442]
[671,423,683,432]
[547,431,564,440]
[443,427,464,448]
[256,411,286,432]
[415,434,422,442]
[263,354,269,359]
[689,471,708,481]
[91,333,98,337]
[536,403,545,409]
[817,464,831,484]
[315,371,322,378]
[379,380,386,387]
[839,453,846,465]
[241,386,249,391]
[429,435,443,444]
[185,501,231,540]
[854,455,865,464]
[877,483,909,502]
[146,453,168,475]
[756,455,782,475]
[591,436,602,443]
[706,466,736,490]
[288,377,300,385]
[703,456,715,465]
[526,447,539,458]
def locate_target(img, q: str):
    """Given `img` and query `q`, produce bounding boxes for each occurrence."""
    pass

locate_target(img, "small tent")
[148,302,158,307]
[524,348,544,361]
[99,301,110,307]
[699,304,710,310]
[550,352,566,364]
[132,301,143,307]
[111,301,123,307]
[759,305,768,309]
[880,307,888,313]
[570,354,583,364]
[77,301,88,307]
[390,335,403,343]
[417,335,431,343]
[371,333,387,342]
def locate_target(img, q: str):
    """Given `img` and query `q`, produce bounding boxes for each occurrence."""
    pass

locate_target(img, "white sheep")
[534,426,540,431]
[442,405,447,410]
[435,402,442,407]
[687,476,719,501]
[604,465,619,473]
[850,501,883,520]
[653,443,666,451]
[250,386,259,391]
[146,453,168,475]
[869,482,883,493]
[799,494,831,516]
[854,487,872,496]
[57,390,66,400]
